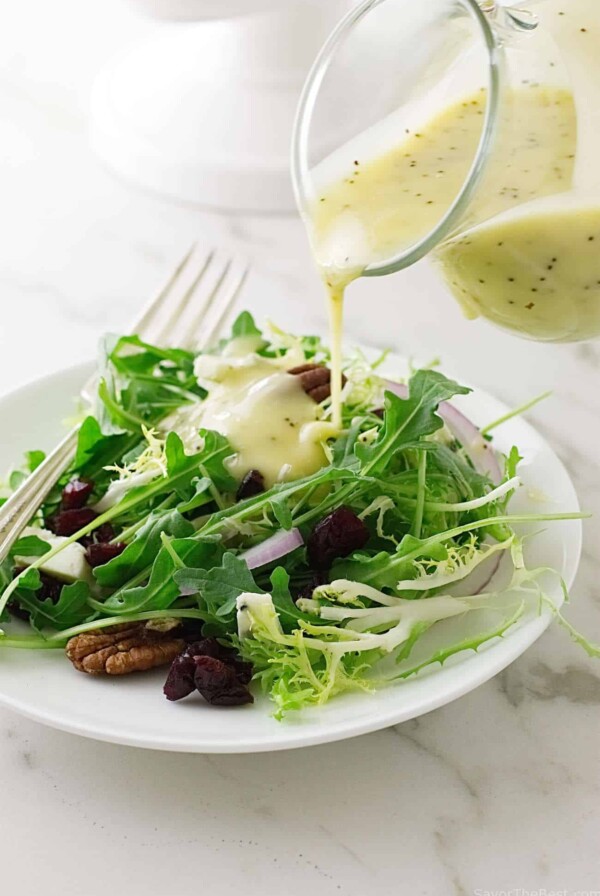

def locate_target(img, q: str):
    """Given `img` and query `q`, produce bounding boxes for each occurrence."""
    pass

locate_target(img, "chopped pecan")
[66,622,185,676]
[288,363,346,403]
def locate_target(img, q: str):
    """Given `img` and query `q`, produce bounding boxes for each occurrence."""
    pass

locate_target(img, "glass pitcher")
[292,0,600,342]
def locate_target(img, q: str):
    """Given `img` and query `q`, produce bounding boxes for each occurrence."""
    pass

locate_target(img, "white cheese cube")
[15,527,93,584]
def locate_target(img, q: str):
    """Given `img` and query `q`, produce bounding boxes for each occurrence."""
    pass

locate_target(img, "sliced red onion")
[239,528,304,570]
[382,379,502,484]
[438,402,502,485]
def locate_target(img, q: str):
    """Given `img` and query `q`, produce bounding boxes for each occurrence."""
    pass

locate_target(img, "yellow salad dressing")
[436,200,600,341]
[162,340,332,487]
[438,1,600,341]
[309,83,578,419]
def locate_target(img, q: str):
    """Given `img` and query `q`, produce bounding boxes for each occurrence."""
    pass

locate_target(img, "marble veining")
[0,2,599,895]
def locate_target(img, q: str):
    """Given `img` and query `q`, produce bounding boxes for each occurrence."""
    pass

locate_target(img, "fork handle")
[0,427,80,566]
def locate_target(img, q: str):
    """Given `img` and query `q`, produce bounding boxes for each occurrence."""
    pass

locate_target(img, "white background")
[0,2,599,893]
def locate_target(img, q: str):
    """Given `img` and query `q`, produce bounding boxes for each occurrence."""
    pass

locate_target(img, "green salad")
[0,313,593,717]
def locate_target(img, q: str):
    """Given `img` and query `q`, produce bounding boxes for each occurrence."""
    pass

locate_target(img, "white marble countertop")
[1,3,599,894]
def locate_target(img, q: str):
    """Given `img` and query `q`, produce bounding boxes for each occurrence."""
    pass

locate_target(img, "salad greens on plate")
[0,313,593,718]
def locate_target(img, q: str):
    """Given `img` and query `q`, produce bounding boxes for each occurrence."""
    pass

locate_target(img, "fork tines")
[133,245,249,352]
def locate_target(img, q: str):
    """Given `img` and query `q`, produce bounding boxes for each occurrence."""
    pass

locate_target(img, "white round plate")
[0,361,581,752]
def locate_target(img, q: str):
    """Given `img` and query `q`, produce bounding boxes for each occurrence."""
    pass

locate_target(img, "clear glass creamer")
[292,0,600,342]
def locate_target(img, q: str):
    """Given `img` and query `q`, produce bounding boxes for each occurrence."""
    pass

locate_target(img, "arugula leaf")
[269,567,306,632]
[331,417,364,470]
[94,510,195,587]
[74,415,133,477]
[96,431,236,523]
[193,430,237,494]
[176,477,213,514]
[15,568,42,592]
[108,335,198,376]
[9,470,27,491]
[505,446,522,481]
[102,538,220,615]
[97,378,145,433]
[356,370,470,475]
[175,552,263,627]
[164,432,202,499]
[231,311,262,339]
[120,380,200,419]
[25,450,45,472]
[16,582,92,630]
[298,333,328,361]
[12,536,52,558]
[269,494,293,530]
[424,442,487,500]
[94,333,204,435]
[165,430,235,498]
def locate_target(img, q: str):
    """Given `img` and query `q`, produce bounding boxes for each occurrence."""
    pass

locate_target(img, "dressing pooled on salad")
[161,333,334,487]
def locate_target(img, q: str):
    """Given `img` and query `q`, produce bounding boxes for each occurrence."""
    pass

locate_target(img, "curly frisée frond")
[105,426,168,481]
[238,561,567,716]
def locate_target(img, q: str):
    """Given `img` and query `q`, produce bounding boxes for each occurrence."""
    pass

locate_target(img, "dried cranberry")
[61,478,94,510]
[193,656,254,706]
[188,638,253,685]
[163,639,253,704]
[236,469,265,501]
[85,542,126,568]
[307,507,369,570]
[95,523,115,543]
[80,522,116,549]
[163,654,197,701]
[50,508,98,537]
[373,408,384,419]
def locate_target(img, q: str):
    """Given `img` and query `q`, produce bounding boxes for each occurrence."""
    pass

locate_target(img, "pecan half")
[288,363,346,403]
[66,622,185,676]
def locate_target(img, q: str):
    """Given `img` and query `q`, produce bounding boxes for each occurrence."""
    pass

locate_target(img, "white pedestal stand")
[90,2,349,212]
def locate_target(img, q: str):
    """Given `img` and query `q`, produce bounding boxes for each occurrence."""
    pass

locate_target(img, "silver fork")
[0,245,249,565]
